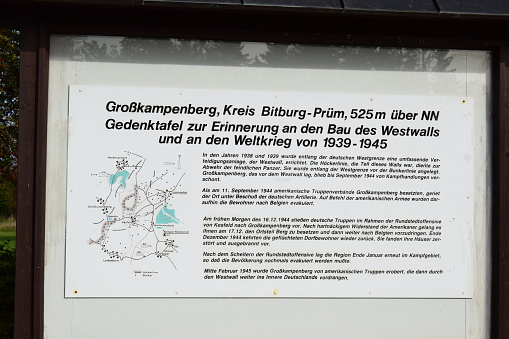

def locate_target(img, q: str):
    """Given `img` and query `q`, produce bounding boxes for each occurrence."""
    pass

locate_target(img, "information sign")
[65,85,473,298]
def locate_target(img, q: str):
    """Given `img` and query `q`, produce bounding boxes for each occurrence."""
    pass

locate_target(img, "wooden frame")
[3,3,509,338]
[492,44,509,339]
[15,26,48,339]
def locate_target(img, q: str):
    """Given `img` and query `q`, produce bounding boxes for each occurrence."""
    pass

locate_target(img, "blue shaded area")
[109,170,129,188]
[156,205,180,224]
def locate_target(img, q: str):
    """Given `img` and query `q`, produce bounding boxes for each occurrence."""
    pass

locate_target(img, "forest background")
[0,28,18,339]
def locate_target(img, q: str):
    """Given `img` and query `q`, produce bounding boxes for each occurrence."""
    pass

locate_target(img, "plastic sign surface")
[65,85,473,298]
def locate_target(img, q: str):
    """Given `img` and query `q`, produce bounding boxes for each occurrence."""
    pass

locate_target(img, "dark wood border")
[15,27,38,339]
[492,44,509,339]
[6,4,509,338]
[14,26,48,339]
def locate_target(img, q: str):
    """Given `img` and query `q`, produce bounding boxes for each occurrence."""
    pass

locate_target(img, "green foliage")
[0,28,18,339]
[0,225,15,248]
[0,179,15,219]
[0,29,19,185]
[0,241,15,339]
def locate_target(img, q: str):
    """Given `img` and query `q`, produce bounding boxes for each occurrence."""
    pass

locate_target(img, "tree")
[256,42,454,72]
[0,29,19,219]
[118,37,248,65]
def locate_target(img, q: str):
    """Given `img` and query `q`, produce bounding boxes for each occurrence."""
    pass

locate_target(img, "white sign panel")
[65,85,473,298]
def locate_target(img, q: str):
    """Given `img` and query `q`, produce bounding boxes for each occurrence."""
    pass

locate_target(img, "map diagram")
[87,151,187,269]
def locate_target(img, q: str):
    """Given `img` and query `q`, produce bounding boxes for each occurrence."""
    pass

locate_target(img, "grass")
[0,220,15,249]
[0,219,15,338]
